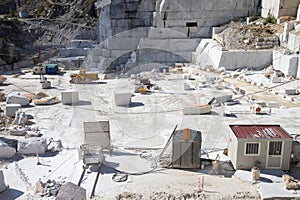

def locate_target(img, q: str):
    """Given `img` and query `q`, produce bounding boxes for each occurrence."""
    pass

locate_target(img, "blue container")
[43,64,58,75]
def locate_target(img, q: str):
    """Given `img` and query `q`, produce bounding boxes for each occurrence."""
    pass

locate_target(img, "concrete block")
[215,95,233,103]
[271,75,282,83]
[5,104,21,117]
[61,90,79,105]
[0,140,16,159]
[268,101,279,108]
[285,89,298,95]
[0,171,8,192]
[183,82,193,90]
[183,104,211,115]
[114,91,131,106]
[193,39,272,70]
[6,93,30,106]
[18,137,47,155]
[182,74,191,80]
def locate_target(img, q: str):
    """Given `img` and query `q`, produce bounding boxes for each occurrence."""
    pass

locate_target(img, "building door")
[267,141,283,168]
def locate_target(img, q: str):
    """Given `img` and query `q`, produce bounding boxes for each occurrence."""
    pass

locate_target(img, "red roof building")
[228,125,292,170]
[230,125,292,139]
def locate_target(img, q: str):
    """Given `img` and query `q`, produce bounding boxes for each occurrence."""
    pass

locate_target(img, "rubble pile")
[283,174,299,190]
[0,76,6,84]
[0,115,12,131]
[35,179,65,197]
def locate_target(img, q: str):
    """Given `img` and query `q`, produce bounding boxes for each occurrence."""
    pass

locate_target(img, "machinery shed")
[172,128,202,169]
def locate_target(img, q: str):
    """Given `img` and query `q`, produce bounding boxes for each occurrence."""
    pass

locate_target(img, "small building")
[228,125,293,170]
[172,128,202,168]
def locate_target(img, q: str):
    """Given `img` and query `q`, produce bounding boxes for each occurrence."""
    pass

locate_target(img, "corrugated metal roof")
[230,125,292,139]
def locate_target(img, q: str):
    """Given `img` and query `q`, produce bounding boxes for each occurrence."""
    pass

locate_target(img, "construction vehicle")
[70,69,99,84]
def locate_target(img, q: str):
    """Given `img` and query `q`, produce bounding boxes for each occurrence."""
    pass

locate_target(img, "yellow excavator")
[70,69,99,84]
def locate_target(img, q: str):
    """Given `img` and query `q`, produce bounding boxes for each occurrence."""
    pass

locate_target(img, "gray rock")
[6,93,30,106]
[56,182,86,200]
[0,140,16,159]
[18,137,47,155]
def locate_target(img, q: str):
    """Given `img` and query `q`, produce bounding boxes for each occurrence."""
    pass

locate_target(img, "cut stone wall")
[286,30,300,52]
[98,0,156,43]
[154,0,261,38]
[273,50,300,78]
[138,28,199,64]
[262,0,300,18]
[193,39,273,70]
[88,0,261,70]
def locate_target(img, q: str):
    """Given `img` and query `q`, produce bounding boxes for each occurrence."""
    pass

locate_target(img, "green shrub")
[263,13,276,25]
[250,12,259,21]
[9,8,14,17]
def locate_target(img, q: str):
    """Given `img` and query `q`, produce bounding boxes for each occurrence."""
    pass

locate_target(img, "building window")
[186,22,197,27]
[268,141,282,156]
[245,143,260,155]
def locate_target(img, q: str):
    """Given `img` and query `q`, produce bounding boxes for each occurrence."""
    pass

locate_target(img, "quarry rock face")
[98,0,156,43]
[88,0,261,70]
[154,0,261,38]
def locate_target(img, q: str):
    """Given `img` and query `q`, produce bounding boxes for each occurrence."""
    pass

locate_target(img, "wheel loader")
[70,69,99,84]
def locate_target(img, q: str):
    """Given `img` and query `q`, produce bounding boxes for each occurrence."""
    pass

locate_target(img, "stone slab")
[61,90,79,105]
[114,91,131,106]
[18,137,47,155]
[5,104,21,117]
[6,93,30,106]
[0,140,16,159]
